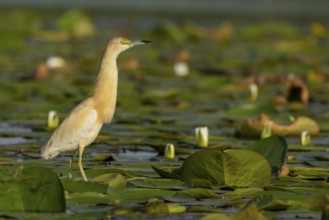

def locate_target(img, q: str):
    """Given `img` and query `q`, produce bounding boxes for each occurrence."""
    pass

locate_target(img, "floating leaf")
[57,9,95,39]
[289,167,329,179]
[106,187,176,203]
[129,178,187,190]
[157,149,271,188]
[61,178,107,193]
[227,104,276,118]
[93,173,126,188]
[225,188,264,197]
[67,192,111,204]
[301,195,329,212]
[179,188,220,199]
[0,166,65,212]
[247,135,287,175]
[233,204,268,220]
[150,21,186,43]
[152,166,181,180]
[200,213,231,220]
[146,200,186,214]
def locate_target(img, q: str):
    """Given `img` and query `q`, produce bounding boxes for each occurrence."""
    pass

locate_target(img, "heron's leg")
[69,149,78,179]
[78,144,88,182]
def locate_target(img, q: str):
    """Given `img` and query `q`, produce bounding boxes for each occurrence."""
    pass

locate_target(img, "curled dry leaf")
[239,114,319,137]
[278,162,290,177]
[272,75,310,106]
[286,75,309,105]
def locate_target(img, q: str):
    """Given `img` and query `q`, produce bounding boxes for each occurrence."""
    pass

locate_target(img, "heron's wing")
[42,98,101,157]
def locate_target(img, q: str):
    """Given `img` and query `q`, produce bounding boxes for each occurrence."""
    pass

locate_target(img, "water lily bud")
[249,83,258,102]
[164,144,175,159]
[300,131,311,146]
[195,126,209,147]
[173,62,189,77]
[48,110,59,129]
[46,56,65,70]
[261,123,272,139]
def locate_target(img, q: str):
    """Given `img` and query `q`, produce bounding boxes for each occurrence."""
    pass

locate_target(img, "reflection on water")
[117,149,158,160]
[0,137,29,145]
[0,123,32,145]
[0,122,32,133]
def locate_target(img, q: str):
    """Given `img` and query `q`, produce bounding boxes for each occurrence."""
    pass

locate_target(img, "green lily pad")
[178,188,220,199]
[154,149,271,188]
[106,187,176,203]
[179,149,271,187]
[289,167,329,179]
[57,9,95,39]
[247,135,287,175]
[233,204,268,220]
[225,188,264,197]
[152,166,182,180]
[129,178,187,190]
[93,173,126,188]
[200,213,231,220]
[67,192,111,204]
[146,201,186,214]
[251,194,291,211]
[301,195,329,212]
[61,178,107,193]
[0,166,65,212]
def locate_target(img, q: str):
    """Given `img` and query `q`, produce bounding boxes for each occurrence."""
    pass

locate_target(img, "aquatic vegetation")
[0,9,328,219]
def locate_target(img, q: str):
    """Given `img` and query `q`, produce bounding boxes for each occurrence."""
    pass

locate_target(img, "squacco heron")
[41,37,151,181]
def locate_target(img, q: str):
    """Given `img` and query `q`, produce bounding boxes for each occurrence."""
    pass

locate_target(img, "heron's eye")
[120,39,130,45]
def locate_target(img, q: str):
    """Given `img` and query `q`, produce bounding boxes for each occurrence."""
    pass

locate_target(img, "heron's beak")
[131,40,152,46]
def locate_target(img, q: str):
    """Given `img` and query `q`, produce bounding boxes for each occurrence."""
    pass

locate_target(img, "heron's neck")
[94,51,119,122]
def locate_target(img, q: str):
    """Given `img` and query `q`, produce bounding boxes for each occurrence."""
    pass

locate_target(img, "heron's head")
[109,37,152,55]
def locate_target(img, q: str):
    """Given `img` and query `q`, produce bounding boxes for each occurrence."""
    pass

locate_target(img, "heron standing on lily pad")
[41,37,151,181]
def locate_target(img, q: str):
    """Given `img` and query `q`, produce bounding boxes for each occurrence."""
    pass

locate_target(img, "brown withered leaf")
[286,75,309,105]
[239,114,319,137]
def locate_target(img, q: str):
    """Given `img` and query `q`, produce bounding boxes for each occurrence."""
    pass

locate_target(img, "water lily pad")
[106,187,176,203]
[150,21,186,43]
[200,213,231,220]
[152,166,182,180]
[146,200,186,214]
[225,188,264,197]
[57,9,95,39]
[289,167,329,179]
[93,173,126,188]
[155,149,271,188]
[61,178,107,193]
[67,192,111,204]
[178,188,220,199]
[180,149,271,187]
[129,178,187,190]
[247,135,287,175]
[0,166,65,212]
[301,195,329,212]
[233,204,268,220]
[251,194,291,211]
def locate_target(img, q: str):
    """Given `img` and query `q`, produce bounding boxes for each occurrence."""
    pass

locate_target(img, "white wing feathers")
[41,98,102,159]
